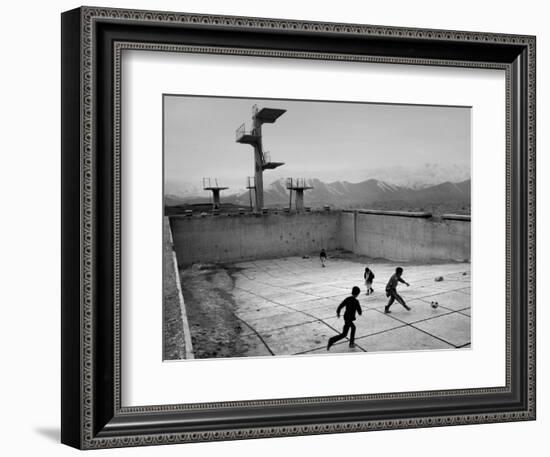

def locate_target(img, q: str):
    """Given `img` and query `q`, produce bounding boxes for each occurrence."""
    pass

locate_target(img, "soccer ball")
[431,301,439,309]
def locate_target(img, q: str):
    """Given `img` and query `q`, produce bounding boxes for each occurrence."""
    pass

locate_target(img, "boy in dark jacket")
[320,248,327,267]
[364,266,375,295]
[327,286,362,350]
[384,267,411,313]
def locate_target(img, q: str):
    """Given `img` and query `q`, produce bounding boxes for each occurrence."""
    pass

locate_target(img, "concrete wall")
[170,209,470,266]
[163,217,194,359]
[171,212,341,266]
[340,210,470,262]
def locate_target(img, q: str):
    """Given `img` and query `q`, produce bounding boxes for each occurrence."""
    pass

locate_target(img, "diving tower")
[236,105,286,211]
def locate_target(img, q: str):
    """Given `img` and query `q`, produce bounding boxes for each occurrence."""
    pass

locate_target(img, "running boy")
[384,267,411,313]
[320,248,327,267]
[364,266,375,295]
[327,286,362,350]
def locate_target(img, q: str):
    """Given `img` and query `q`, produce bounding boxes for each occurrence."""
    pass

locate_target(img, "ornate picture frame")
[61,6,536,449]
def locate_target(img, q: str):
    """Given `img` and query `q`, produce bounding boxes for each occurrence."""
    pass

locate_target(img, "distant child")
[327,286,362,350]
[384,267,411,313]
[320,248,327,267]
[364,266,375,295]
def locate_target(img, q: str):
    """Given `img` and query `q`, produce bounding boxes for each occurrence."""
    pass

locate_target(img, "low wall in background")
[170,211,341,266]
[340,210,471,262]
[170,209,471,267]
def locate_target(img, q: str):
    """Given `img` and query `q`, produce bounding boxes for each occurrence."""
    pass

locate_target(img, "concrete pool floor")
[180,253,471,358]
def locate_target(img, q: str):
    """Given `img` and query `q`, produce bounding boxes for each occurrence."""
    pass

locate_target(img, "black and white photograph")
[163,95,472,360]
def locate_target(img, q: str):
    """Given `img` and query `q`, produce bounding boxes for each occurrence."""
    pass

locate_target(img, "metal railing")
[286,178,312,189]
[296,177,309,188]
[235,123,258,141]
[235,123,246,141]
[202,177,220,189]
[246,176,255,189]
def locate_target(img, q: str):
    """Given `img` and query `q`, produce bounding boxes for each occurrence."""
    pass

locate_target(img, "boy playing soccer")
[364,266,375,295]
[327,286,362,350]
[384,267,411,313]
[320,248,327,267]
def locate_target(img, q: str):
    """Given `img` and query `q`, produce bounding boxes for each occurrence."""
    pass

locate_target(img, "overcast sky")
[164,95,471,195]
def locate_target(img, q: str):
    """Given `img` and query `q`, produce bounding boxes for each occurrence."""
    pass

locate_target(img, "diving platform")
[255,107,286,124]
[235,123,259,144]
[286,178,314,212]
[261,151,284,170]
[262,162,284,170]
[202,177,229,210]
[203,186,229,191]
[286,177,314,191]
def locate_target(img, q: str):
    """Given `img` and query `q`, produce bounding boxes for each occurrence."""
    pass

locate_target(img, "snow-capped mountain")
[165,177,471,209]
[361,163,470,189]
[236,178,470,208]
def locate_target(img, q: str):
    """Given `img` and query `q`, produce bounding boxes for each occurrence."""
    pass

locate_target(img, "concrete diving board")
[203,186,229,191]
[262,161,285,170]
[256,108,286,123]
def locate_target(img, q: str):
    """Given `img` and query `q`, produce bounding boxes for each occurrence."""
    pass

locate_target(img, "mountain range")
[165,177,471,209]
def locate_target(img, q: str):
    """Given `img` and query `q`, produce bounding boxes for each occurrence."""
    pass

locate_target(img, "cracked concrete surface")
[177,253,471,359]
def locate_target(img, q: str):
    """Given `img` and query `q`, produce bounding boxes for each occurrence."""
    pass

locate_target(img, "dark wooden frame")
[61,6,536,449]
